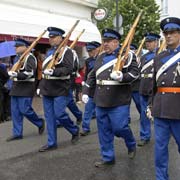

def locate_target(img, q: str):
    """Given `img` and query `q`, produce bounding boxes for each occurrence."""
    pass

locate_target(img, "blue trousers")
[128,91,141,123]
[56,89,82,126]
[67,89,82,119]
[11,96,43,137]
[132,91,141,115]
[139,95,151,140]
[82,97,96,132]
[154,118,180,180]
[43,96,79,147]
[96,105,136,162]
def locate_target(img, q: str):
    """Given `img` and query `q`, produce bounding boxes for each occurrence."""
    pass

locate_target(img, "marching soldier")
[6,38,45,141]
[138,33,160,146]
[80,41,101,136]
[39,27,79,152]
[56,47,83,127]
[82,28,139,167]
[129,44,141,123]
[150,17,180,180]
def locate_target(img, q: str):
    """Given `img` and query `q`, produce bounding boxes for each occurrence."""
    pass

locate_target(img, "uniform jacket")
[10,53,37,97]
[83,56,96,97]
[84,56,96,81]
[139,49,157,96]
[152,46,180,120]
[84,47,139,107]
[40,46,73,96]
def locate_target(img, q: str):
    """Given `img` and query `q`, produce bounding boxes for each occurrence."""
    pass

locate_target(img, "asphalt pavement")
[0,97,179,180]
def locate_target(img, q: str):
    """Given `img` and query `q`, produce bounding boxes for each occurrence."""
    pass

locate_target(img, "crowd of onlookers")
[0,56,12,123]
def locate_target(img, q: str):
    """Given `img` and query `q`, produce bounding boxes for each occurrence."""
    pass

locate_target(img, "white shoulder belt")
[141,59,154,73]
[156,52,180,81]
[96,58,117,77]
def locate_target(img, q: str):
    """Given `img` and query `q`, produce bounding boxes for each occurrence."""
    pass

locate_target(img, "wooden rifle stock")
[70,29,85,49]
[10,30,47,72]
[46,20,80,69]
[136,37,146,57]
[114,10,143,71]
[157,38,166,54]
[98,41,104,55]
[118,29,135,71]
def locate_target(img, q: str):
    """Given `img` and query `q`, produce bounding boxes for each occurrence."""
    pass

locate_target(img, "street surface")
[0,97,179,180]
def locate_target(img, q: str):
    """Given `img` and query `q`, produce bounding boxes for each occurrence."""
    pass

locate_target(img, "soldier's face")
[145,40,158,51]
[103,39,119,54]
[163,30,180,48]
[87,48,99,57]
[15,46,27,54]
[49,35,63,47]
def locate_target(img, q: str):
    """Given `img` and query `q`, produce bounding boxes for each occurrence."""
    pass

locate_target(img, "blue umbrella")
[0,41,16,58]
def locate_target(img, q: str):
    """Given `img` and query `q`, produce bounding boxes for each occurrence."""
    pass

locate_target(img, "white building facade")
[156,0,180,20]
[0,0,101,46]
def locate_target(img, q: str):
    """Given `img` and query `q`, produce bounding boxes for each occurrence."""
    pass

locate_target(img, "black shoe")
[6,136,23,142]
[38,118,45,135]
[71,128,79,144]
[80,130,90,136]
[137,139,150,147]
[57,124,63,128]
[94,160,115,168]
[39,145,57,152]
[128,147,136,159]
[76,118,82,125]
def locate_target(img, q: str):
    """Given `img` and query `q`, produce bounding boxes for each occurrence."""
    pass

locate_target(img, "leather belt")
[13,78,35,82]
[42,74,70,80]
[141,73,153,78]
[158,87,180,93]
[96,80,128,85]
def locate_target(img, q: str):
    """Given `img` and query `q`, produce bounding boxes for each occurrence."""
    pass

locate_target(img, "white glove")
[82,94,89,104]
[8,71,17,77]
[110,71,123,81]
[36,88,40,96]
[146,106,153,121]
[36,88,42,97]
[81,81,85,86]
[44,69,54,75]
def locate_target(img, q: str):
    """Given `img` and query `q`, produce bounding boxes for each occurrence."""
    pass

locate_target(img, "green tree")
[96,0,160,45]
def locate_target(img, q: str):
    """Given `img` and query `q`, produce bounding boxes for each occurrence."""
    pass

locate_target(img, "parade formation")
[0,4,180,180]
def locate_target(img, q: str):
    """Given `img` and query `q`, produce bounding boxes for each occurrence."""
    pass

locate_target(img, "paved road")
[0,97,179,180]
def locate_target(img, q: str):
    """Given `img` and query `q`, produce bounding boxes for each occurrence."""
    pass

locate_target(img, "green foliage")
[96,0,161,46]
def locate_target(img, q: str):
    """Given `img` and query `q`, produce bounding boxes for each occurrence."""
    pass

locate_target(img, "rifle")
[98,40,104,55]
[70,29,85,49]
[46,20,80,69]
[113,10,143,71]
[10,30,47,72]
[157,38,166,54]
[136,37,146,57]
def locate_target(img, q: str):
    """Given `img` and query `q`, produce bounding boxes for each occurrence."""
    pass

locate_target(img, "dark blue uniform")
[81,56,96,133]
[81,41,101,134]
[139,33,160,144]
[139,50,157,141]
[9,50,44,139]
[39,27,79,149]
[85,45,139,162]
[152,17,180,180]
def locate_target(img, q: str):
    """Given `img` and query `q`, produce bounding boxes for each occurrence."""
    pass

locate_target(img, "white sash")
[42,54,53,68]
[96,58,117,77]
[141,59,154,73]
[156,52,180,81]
[20,53,37,70]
